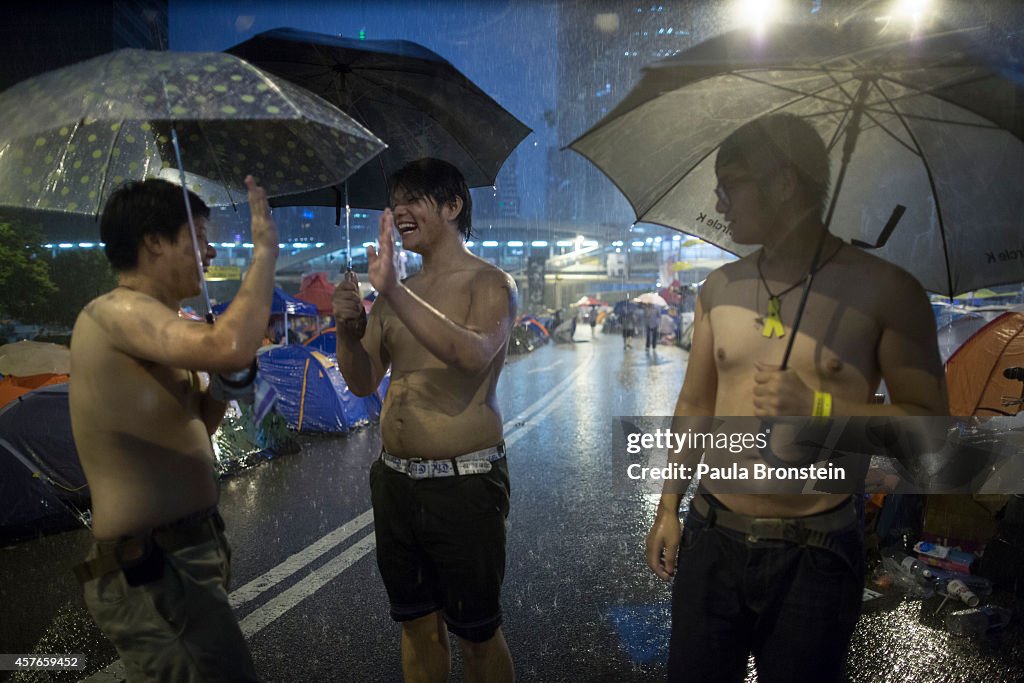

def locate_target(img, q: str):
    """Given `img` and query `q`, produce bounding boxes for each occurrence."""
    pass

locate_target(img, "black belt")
[692,494,856,547]
[73,508,223,584]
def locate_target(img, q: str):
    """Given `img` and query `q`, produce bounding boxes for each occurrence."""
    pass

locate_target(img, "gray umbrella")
[569,22,1024,299]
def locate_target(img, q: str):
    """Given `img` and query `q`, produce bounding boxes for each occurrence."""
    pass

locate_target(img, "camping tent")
[256,345,382,432]
[946,311,1024,416]
[213,286,319,318]
[296,272,336,315]
[0,340,70,376]
[0,384,89,543]
[214,287,320,344]
[304,328,337,355]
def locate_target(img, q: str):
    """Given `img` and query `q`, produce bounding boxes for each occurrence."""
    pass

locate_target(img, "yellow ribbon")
[761,296,786,338]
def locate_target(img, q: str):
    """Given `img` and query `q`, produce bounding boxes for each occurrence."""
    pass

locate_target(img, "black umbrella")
[227,28,531,266]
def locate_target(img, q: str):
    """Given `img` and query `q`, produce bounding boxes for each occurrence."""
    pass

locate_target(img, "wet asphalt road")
[2,330,1023,682]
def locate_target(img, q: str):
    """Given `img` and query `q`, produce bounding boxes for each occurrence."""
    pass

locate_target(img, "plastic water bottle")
[945,606,1013,636]
[881,546,934,581]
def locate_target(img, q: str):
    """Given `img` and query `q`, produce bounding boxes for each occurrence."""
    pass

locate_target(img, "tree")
[41,249,119,328]
[0,221,57,322]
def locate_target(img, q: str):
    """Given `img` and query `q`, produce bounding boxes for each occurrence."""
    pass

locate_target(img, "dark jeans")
[646,326,658,348]
[668,497,864,683]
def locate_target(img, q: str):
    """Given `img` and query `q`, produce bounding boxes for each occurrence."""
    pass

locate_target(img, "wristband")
[812,391,832,417]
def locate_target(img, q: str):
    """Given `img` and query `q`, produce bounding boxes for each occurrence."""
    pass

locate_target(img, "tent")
[214,287,319,345]
[296,272,337,314]
[304,327,337,355]
[0,340,70,376]
[946,312,1024,416]
[213,286,319,318]
[0,384,89,543]
[256,345,383,432]
[0,373,69,410]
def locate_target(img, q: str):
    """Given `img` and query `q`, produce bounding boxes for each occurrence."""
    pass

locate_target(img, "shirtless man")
[644,114,948,682]
[70,176,278,682]
[332,158,517,683]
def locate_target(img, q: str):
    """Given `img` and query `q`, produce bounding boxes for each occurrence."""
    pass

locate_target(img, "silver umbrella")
[570,22,1024,300]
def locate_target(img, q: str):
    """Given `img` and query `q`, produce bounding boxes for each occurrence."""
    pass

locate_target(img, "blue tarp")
[257,345,382,432]
[214,286,319,318]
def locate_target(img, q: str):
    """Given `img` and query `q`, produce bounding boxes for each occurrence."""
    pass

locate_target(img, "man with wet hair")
[333,157,517,683]
[70,176,278,682]
[645,113,947,682]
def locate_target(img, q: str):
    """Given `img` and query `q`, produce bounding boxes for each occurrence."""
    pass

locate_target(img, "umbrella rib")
[233,57,306,119]
[629,71,862,219]
[194,124,238,208]
[92,118,126,216]
[870,81,956,297]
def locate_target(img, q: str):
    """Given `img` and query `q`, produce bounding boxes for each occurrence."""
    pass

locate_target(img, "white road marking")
[229,508,374,607]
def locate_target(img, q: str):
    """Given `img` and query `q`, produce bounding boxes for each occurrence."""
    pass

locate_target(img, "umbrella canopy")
[569,22,1024,297]
[226,28,531,211]
[634,292,669,308]
[296,271,337,314]
[0,48,385,215]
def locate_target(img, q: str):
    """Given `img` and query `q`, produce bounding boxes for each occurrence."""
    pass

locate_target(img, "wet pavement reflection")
[1,332,1022,682]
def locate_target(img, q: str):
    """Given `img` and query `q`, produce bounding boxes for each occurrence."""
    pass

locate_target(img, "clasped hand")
[752,362,814,416]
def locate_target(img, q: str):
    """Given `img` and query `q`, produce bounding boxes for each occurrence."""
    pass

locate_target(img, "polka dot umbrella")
[0,48,386,216]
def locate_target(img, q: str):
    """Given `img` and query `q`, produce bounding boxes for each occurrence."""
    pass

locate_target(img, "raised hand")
[245,176,279,254]
[366,209,400,296]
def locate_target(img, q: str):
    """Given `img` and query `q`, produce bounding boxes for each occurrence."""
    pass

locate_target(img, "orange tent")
[946,311,1024,416]
[0,373,69,410]
[296,272,336,315]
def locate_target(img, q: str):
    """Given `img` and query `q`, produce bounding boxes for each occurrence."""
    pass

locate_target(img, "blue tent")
[0,384,89,542]
[304,329,337,355]
[213,286,319,318]
[257,345,382,432]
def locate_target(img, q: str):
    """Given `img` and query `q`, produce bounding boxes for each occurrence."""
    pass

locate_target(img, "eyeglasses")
[714,174,758,211]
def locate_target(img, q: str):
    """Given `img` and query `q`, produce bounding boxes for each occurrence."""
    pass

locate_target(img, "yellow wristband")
[812,391,832,417]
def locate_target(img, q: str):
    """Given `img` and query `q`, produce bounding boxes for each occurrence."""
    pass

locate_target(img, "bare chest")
[710,289,883,391]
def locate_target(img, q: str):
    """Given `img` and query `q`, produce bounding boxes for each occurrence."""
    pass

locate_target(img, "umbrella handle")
[780,78,872,369]
[170,125,216,324]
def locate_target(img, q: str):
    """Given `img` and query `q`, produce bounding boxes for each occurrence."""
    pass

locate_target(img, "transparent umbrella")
[0,48,386,318]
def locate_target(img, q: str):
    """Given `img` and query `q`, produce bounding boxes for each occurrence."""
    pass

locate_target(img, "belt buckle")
[406,458,429,480]
[747,518,786,543]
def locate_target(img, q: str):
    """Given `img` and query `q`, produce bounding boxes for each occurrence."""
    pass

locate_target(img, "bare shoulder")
[465,254,517,293]
[76,288,130,337]
[699,256,753,307]
[841,245,928,303]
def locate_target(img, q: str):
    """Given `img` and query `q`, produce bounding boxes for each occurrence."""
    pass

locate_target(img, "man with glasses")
[644,114,948,682]
[333,158,517,683]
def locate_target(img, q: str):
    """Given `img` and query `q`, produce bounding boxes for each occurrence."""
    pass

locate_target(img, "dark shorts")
[369,455,510,643]
[81,510,258,682]
[668,495,864,683]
